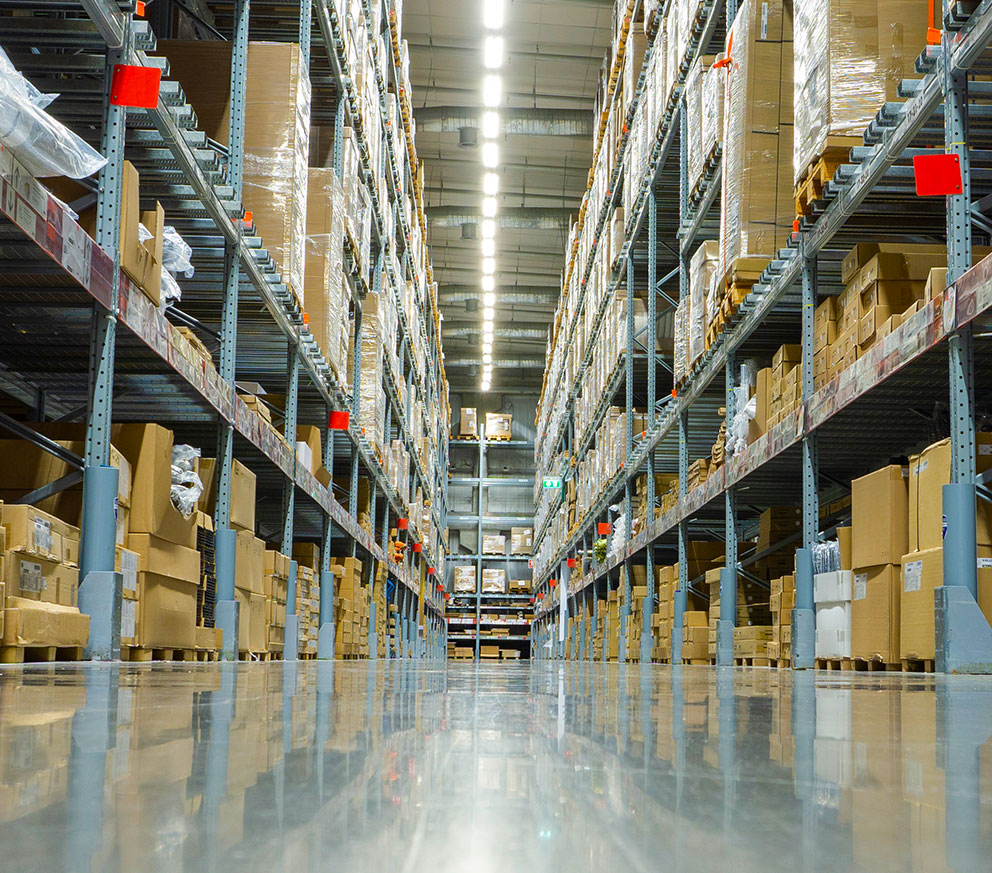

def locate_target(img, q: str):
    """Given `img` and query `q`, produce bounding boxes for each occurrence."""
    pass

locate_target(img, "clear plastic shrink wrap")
[793,0,928,185]
[700,60,725,166]
[673,297,688,384]
[358,292,386,458]
[0,45,106,178]
[719,0,794,275]
[688,241,719,368]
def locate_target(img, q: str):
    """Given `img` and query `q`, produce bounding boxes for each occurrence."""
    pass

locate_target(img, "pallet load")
[510,527,533,555]
[769,574,795,662]
[484,411,512,440]
[234,530,266,657]
[0,505,89,662]
[457,407,478,438]
[682,611,709,663]
[482,533,506,555]
[719,0,795,308]
[298,565,319,656]
[734,625,773,664]
[480,644,500,660]
[264,550,290,656]
[481,568,505,594]
[652,564,676,662]
[453,565,475,593]
[373,562,388,658]
[331,557,367,658]
[793,0,928,219]
[606,589,620,661]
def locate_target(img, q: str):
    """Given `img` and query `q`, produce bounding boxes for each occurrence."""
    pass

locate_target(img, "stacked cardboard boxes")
[264,550,290,654]
[682,611,709,661]
[769,574,795,661]
[331,557,367,658]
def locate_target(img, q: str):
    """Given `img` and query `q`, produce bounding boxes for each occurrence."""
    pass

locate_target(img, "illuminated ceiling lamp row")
[479,0,504,392]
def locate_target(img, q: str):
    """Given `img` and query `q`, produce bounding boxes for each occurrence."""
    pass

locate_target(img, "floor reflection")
[0,662,990,872]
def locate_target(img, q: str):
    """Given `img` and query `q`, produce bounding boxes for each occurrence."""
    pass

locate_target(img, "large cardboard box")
[160,41,310,306]
[1,503,77,565]
[136,572,197,649]
[234,589,267,652]
[909,435,992,552]
[198,458,257,533]
[2,597,88,649]
[851,564,900,662]
[3,552,77,606]
[234,531,264,596]
[485,412,512,439]
[851,465,908,568]
[112,424,196,548]
[459,407,478,437]
[126,533,199,584]
[900,545,992,660]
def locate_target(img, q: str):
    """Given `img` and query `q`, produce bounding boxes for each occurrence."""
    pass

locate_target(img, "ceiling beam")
[443,325,548,340]
[438,285,559,304]
[444,356,547,369]
[415,106,593,137]
[429,206,572,230]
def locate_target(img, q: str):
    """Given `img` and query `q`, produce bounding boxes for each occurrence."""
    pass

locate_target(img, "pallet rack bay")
[0,0,450,659]
[446,424,535,661]
[531,0,992,673]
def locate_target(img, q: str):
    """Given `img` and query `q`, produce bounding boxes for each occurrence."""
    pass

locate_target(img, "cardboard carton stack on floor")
[264,550,290,654]
[768,574,795,661]
[297,565,319,656]
[652,564,676,662]
[233,530,266,654]
[606,589,621,661]
[734,624,773,660]
[755,506,801,580]
[814,530,853,660]
[373,561,388,658]
[706,565,770,659]
[0,504,90,654]
[457,408,478,438]
[331,557,367,657]
[682,610,709,661]
[591,598,606,661]
[627,566,648,662]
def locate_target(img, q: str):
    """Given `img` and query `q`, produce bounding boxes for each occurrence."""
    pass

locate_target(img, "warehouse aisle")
[1,662,990,872]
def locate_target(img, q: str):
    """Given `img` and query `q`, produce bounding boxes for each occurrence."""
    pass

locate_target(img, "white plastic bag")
[170,444,203,519]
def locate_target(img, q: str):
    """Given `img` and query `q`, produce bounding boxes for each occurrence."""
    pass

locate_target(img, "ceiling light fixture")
[481,381,491,391]
[483,36,503,69]
[483,292,496,306]
[481,111,499,139]
[482,196,498,218]
[482,257,495,275]
[481,238,495,257]
[481,275,495,291]
[483,172,499,196]
[483,353,493,364]
[482,74,502,107]
[481,219,496,238]
[482,0,504,30]
[483,306,495,319]
[481,142,499,168]
[482,342,492,354]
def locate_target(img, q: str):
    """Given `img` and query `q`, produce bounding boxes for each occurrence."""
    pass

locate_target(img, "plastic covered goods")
[160,225,194,277]
[727,360,757,456]
[481,568,506,594]
[170,444,203,519]
[685,56,709,196]
[305,169,348,379]
[813,539,841,574]
[701,60,725,168]
[689,241,719,367]
[719,0,795,274]
[673,298,688,385]
[0,44,106,178]
[358,291,386,458]
[793,0,928,185]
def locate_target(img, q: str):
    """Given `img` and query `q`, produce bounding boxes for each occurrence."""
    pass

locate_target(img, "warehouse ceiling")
[403,0,613,390]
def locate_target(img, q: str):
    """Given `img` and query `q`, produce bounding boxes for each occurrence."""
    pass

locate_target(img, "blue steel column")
[642,189,658,664]
[620,252,635,662]
[282,347,301,660]
[718,349,738,666]
[215,0,249,660]
[673,99,689,665]
[79,31,130,660]
[793,253,817,669]
[937,48,992,672]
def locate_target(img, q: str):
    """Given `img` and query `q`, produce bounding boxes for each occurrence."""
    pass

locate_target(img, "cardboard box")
[484,412,512,439]
[198,458,257,533]
[909,435,992,552]
[852,465,908,568]
[837,526,852,570]
[136,572,197,648]
[925,267,947,301]
[2,597,88,648]
[4,552,77,605]
[459,408,478,437]
[1,503,77,565]
[126,533,199,584]
[112,424,196,548]
[851,564,900,662]
[117,161,164,306]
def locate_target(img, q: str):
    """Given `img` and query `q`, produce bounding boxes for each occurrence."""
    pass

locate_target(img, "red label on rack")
[328,410,350,429]
[549,579,557,588]
[597,522,611,535]
[427,567,435,576]
[567,558,576,568]
[110,65,161,108]
[397,518,409,530]
[913,153,962,196]
[412,542,422,553]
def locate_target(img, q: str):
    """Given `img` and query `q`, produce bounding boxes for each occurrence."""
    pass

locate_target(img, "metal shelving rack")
[445,429,535,660]
[0,0,449,660]
[531,0,992,673]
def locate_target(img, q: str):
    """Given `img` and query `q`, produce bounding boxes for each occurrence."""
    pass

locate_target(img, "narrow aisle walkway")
[1,662,990,872]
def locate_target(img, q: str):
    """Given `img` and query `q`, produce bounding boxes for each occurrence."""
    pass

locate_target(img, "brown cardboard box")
[909,436,992,552]
[3,552,77,605]
[851,564,900,662]
[925,267,948,301]
[485,412,512,439]
[2,596,88,648]
[136,572,197,648]
[198,458,257,533]
[837,526,853,570]
[126,533,200,584]
[459,408,478,437]
[749,366,772,443]
[900,545,992,660]
[840,243,945,286]
[295,426,322,474]
[116,161,164,306]
[1,503,77,565]
[852,465,908,568]
[112,424,196,548]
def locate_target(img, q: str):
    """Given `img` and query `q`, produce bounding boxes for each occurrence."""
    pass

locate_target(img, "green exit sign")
[542,477,562,489]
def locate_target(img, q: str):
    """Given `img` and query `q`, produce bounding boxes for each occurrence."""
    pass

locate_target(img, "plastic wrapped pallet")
[481,568,506,594]
[452,566,475,593]
[305,169,349,382]
[793,0,928,185]
[482,533,506,555]
[510,527,533,555]
[673,297,688,384]
[358,292,386,458]
[719,0,795,276]
[701,60,726,169]
[689,241,719,366]
[484,412,511,439]
[685,56,716,196]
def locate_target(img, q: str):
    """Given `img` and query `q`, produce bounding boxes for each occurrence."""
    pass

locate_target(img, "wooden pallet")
[794,140,857,218]
[193,649,220,662]
[772,659,791,670]
[451,434,480,441]
[901,657,935,673]
[122,646,203,662]
[237,650,279,662]
[847,657,901,672]
[815,657,853,671]
[485,433,512,442]
[683,657,712,666]
[0,644,84,664]
[735,656,772,667]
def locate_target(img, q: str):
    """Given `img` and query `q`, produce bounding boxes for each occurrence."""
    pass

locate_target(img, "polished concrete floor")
[0,661,990,873]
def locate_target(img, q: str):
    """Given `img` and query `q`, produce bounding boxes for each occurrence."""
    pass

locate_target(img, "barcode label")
[32,517,53,553]
[854,573,867,601]
[19,560,44,594]
[904,560,923,593]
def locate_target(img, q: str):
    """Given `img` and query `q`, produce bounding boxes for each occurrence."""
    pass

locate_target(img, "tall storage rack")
[0,0,449,659]
[530,0,992,673]
[446,428,535,660]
